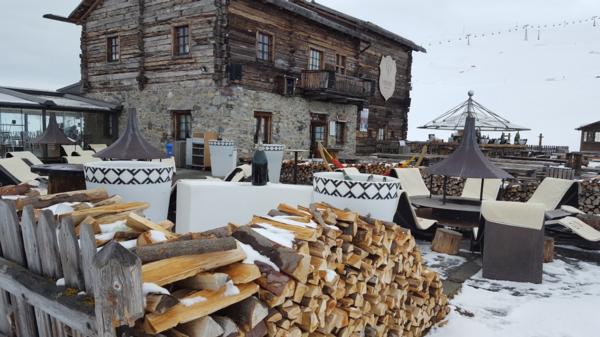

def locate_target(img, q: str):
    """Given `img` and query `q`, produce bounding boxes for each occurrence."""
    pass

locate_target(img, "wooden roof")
[58,0,425,52]
[576,121,600,131]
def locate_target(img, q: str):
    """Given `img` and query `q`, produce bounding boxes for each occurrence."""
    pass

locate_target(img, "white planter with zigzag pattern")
[84,161,174,222]
[312,172,401,221]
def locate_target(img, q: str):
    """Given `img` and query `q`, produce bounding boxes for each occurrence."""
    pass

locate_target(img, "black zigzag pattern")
[313,176,399,200]
[84,166,174,185]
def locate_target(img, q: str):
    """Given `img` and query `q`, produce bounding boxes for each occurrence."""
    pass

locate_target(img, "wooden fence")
[0,200,143,337]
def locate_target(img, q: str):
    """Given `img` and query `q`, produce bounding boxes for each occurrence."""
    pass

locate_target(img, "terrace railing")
[300,70,374,100]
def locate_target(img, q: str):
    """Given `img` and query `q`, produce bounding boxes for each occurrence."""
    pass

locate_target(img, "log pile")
[26,188,449,337]
[580,177,600,214]
[280,162,393,185]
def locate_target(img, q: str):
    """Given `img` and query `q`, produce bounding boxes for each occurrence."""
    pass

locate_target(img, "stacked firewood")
[9,188,450,337]
[580,177,600,214]
[134,203,448,337]
[502,181,539,202]
[420,174,464,196]
[280,162,394,185]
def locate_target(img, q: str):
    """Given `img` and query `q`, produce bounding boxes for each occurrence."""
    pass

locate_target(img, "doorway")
[310,114,328,158]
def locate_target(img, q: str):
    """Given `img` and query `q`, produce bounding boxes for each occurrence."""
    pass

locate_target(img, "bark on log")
[132,237,237,263]
[233,227,311,283]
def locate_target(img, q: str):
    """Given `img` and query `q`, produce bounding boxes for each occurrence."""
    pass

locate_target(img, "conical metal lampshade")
[426,115,513,179]
[94,108,167,160]
[32,111,76,145]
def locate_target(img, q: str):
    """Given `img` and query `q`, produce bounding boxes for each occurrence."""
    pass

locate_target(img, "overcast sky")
[1,0,599,148]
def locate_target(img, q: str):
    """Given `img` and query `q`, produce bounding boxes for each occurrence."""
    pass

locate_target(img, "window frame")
[172,111,192,140]
[254,111,272,144]
[172,24,191,57]
[335,54,347,75]
[595,131,600,143]
[335,121,346,145]
[256,31,274,62]
[106,36,120,63]
[308,47,324,71]
[377,127,385,141]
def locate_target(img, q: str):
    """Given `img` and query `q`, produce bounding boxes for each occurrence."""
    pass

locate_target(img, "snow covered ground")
[418,243,467,279]
[425,256,600,336]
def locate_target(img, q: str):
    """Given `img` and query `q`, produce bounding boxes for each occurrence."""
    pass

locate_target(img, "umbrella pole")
[480,178,485,201]
[443,176,448,204]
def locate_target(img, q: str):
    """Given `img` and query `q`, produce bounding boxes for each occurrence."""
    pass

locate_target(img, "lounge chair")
[481,200,545,284]
[394,190,438,238]
[0,157,42,184]
[5,151,44,166]
[527,177,579,211]
[390,168,430,198]
[461,178,502,200]
[472,177,579,251]
[61,144,95,157]
[89,144,108,153]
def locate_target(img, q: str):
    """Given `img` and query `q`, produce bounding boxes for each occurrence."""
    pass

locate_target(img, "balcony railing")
[300,70,373,101]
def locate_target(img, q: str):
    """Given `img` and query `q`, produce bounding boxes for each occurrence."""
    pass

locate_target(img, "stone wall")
[87,82,357,160]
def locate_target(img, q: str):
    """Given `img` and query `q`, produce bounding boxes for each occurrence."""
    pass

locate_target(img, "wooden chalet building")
[47,0,425,158]
[577,121,600,153]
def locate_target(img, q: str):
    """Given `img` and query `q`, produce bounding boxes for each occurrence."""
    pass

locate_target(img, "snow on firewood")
[237,240,280,271]
[149,230,168,243]
[224,280,240,296]
[119,239,137,249]
[99,220,130,233]
[180,296,207,307]
[267,215,317,228]
[252,223,295,248]
[143,283,170,296]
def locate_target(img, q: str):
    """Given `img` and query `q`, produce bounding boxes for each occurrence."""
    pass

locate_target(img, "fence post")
[92,241,144,337]
[21,206,53,337]
[0,201,38,337]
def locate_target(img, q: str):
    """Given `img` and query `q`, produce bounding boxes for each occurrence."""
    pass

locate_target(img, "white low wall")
[176,180,313,233]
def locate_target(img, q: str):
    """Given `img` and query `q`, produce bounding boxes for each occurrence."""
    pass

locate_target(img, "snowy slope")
[411,22,600,151]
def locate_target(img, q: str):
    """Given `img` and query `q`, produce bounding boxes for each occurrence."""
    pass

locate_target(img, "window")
[335,122,345,144]
[173,111,192,140]
[107,36,119,62]
[309,48,323,70]
[173,25,190,56]
[254,112,272,144]
[103,114,114,138]
[256,32,273,61]
[377,128,385,141]
[595,131,600,143]
[335,54,346,75]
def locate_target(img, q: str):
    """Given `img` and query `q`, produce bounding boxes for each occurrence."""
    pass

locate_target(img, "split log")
[146,294,179,314]
[212,316,240,337]
[127,213,178,239]
[176,273,230,291]
[233,227,311,283]
[142,248,246,286]
[431,228,462,255]
[245,320,267,337]
[221,296,268,331]
[70,202,149,224]
[179,316,224,337]
[216,263,262,284]
[251,215,318,242]
[133,237,237,263]
[0,183,31,196]
[15,188,109,210]
[144,282,259,333]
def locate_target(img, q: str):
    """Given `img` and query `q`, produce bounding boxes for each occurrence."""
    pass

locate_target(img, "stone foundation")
[87,82,357,160]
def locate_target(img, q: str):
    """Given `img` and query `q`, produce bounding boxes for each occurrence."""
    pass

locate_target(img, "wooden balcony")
[300,70,373,103]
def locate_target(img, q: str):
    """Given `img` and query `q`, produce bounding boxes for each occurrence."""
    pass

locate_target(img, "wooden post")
[57,217,85,290]
[79,224,97,295]
[92,241,144,337]
[0,201,38,337]
[431,228,463,255]
[543,237,554,263]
